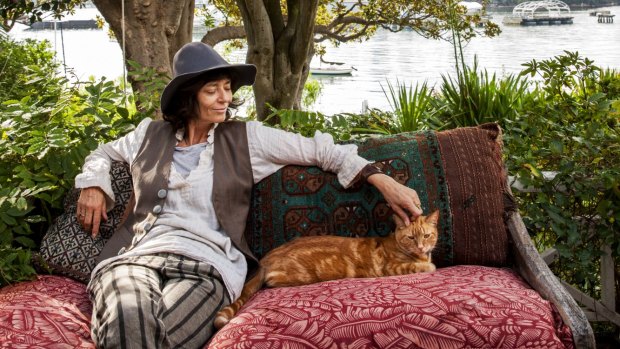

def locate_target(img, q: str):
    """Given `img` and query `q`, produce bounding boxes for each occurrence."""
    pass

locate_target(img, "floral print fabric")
[0,267,573,348]
[209,266,574,349]
[0,275,93,348]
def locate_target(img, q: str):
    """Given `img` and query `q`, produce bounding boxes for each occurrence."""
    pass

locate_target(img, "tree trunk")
[92,0,194,117]
[236,0,318,122]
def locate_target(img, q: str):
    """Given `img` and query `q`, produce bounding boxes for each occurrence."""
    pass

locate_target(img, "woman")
[76,42,423,348]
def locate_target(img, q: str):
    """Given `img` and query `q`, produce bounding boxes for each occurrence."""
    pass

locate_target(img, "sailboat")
[310,65,353,76]
[309,56,354,76]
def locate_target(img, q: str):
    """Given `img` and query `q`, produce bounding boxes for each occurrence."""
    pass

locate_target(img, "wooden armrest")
[507,210,596,349]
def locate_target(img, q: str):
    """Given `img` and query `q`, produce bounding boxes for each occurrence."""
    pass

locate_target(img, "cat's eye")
[424,234,430,239]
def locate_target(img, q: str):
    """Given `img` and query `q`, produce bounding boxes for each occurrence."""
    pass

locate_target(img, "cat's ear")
[426,210,440,226]
[393,214,406,228]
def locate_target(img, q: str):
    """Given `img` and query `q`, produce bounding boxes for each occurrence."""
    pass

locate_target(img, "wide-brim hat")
[160,42,256,115]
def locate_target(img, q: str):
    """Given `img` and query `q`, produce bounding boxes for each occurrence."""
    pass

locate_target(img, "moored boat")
[310,65,353,76]
[310,63,355,75]
[502,0,573,26]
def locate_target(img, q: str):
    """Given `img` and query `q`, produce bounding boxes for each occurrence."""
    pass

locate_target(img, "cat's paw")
[419,263,436,273]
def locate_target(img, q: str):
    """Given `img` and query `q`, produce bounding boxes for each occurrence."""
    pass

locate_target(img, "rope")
[121,0,127,98]
[59,22,67,76]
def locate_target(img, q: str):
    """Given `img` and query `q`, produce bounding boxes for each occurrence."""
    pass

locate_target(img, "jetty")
[29,20,98,30]
[24,5,100,30]
[503,0,574,26]
[596,11,615,23]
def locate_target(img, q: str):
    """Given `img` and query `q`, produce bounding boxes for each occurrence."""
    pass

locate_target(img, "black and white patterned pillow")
[39,161,133,283]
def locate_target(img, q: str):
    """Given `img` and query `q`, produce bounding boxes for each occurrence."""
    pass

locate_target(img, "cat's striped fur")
[214,210,439,329]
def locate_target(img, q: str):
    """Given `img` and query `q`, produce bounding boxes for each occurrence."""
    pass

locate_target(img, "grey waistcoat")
[97,120,258,272]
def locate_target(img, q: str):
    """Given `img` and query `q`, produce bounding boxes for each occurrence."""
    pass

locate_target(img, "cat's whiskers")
[394,237,428,260]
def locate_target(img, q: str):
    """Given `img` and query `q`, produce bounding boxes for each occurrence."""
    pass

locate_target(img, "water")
[7,6,620,115]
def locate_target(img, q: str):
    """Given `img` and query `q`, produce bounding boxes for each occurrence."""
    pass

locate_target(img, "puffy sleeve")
[246,121,370,188]
[74,118,152,210]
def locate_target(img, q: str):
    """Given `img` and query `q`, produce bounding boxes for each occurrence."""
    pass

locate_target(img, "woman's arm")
[247,122,422,225]
[75,118,152,237]
[247,121,367,187]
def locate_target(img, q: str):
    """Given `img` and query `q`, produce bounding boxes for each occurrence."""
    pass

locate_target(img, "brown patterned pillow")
[39,161,133,283]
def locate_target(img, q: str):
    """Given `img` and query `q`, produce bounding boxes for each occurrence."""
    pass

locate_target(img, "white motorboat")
[310,65,353,76]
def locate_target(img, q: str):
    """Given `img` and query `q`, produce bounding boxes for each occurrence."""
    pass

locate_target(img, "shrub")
[381,79,444,132]
[0,35,60,103]
[437,57,529,128]
[0,39,151,286]
[264,104,401,142]
[505,52,620,294]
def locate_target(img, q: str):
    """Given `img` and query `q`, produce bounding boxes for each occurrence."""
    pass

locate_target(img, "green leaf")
[24,215,46,223]
[550,140,563,154]
[117,107,130,118]
[0,227,11,244]
[5,206,31,217]
[4,253,17,264]
[14,236,36,248]
[523,163,542,178]
[0,212,17,226]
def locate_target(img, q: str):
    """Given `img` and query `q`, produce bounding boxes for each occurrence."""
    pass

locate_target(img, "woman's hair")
[163,71,244,131]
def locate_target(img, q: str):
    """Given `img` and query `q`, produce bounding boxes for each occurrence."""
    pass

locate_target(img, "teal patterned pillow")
[245,124,514,268]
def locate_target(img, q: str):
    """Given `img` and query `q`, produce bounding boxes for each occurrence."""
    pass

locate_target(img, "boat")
[310,65,353,76]
[502,0,573,26]
[310,56,354,76]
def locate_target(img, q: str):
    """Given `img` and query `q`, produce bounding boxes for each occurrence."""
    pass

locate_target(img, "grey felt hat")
[160,42,256,115]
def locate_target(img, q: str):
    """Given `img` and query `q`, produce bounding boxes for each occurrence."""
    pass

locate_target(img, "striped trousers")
[87,253,230,349]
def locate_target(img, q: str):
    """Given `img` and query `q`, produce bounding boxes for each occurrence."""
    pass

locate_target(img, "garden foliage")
[0,36,150,285]
[508,52,619,293]
[1,34,618,311]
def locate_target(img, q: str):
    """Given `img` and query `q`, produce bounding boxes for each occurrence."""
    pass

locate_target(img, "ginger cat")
[214,210,439,329]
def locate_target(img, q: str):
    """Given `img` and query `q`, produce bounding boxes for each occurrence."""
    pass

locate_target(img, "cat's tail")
[214,267,266,330]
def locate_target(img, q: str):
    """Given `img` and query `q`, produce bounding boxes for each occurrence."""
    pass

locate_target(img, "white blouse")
[75,118,371,301]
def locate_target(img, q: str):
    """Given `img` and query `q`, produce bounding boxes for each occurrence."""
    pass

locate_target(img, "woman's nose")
[217,90,231,102]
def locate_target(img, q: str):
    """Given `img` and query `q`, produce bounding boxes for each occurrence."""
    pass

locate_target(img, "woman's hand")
[77,187,108,238]
[367,173,423,226]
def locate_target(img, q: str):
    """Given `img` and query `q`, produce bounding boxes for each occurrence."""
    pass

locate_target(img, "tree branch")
[201,25,247,46]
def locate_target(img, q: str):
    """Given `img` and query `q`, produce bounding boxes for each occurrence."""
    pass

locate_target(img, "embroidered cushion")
[0,275,93,347]
[209,266,574,348]
[245,123,512,267]
[0,267,574,349]
[39,161,133,283]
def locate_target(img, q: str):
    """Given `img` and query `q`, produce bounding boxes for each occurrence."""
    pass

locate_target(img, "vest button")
[117,247,126,255]
[144,222,152,231]
[157,189,167,198]
[153,205,162,214]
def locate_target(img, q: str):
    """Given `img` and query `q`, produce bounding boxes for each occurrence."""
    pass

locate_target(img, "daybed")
[0,123,595,348]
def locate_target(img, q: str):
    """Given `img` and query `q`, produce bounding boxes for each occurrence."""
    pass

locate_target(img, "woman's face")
[195,77,233,123]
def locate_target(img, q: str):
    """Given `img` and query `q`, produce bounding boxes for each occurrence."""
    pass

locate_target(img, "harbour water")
[7,5,620,115]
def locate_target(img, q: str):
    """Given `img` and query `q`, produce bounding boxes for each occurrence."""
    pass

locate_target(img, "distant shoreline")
[489,2,618,12]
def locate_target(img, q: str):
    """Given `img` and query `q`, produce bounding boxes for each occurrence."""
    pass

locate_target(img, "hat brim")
[160,64,256,115]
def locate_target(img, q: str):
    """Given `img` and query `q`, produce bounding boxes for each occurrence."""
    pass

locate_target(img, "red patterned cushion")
[0,275,93,348]
[0,268,574,349]
[209,266,574,349]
